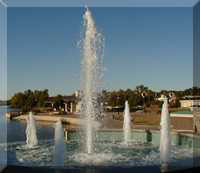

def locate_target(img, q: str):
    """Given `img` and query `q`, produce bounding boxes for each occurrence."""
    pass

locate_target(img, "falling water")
[160,98,171,164]
[80,7,104,154]
[123,101,132,145]
[54,120,65,166]
[25,112,38,148]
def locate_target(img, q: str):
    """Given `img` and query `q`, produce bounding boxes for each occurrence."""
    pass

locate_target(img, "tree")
[23,90,36,112]
[10,89,49,113]
[34,89,49,107]
[136,85,148,94]
[11,92,25,109]
[53,95,65,111]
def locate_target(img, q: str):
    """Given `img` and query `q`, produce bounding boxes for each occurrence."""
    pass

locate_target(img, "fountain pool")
[5,130,197,172]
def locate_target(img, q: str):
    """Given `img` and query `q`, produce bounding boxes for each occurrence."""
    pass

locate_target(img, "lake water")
[0,106,54,143]
[0,106,55,166]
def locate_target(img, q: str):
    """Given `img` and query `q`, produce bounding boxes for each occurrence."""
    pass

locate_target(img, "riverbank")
[13,114,83,126]
[8,111,194,133]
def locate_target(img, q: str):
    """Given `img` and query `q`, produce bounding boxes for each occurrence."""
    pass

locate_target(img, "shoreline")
[10,113,194,134]
[12,114,83,126]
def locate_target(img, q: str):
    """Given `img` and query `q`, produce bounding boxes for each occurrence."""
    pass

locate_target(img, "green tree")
[23,90,36,112]
[53,95,65,111]
[34,89,49,107]
[10,92,25,109]
[10,89,49,112]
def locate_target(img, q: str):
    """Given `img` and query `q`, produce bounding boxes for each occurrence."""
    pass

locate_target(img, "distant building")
[179,96,200,110]
[63,94,81,113]
[180,100,193,108]
[45,90,81,113]
[177,97,200,133]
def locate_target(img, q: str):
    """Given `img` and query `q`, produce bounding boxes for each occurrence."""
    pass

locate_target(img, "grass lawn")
[133,113,161,126]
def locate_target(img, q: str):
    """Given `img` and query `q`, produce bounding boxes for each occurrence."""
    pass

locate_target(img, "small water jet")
[54,119,65,166]
[160,97,171,164]
[25,112,38,148]
[123,101,132,145]
[80,7,104,154]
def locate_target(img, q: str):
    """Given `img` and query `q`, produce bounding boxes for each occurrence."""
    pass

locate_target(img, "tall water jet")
[160,97,171,164]
[25,112,38,148]
[54,119,65,166]
[80,7,104,154]
[123,101,132,145]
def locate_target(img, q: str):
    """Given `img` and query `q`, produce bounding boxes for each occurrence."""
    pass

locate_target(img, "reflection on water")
[0,106,7,166]
[7,119,54,143]
[6,138,194,170]
[0,106,55,143]
[0,106,80,144]
[160,163,169,172]
[0,106,79,143]
[0,106,7,143]
[1,106,199,172]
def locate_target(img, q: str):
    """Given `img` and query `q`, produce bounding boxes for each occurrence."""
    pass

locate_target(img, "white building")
[180,97,200,111]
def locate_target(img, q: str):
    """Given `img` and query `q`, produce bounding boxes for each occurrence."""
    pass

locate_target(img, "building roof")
[63,96,77,102]
[45,95,80,104]
[182,96,200,100]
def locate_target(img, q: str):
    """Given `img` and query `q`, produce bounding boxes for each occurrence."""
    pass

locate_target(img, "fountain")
[80,7,104,154]
[160,97,171,164]
[25,112,38,148]
[54,119,65,166]
[123,101,132,145]
[5,7,197,172]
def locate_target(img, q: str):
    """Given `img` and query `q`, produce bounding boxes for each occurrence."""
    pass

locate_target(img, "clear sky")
[7,7,193,99]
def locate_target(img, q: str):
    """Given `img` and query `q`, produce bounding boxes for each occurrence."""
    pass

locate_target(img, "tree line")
[9,86,200,113]
[10,89,49,112]
[103,86,200,108]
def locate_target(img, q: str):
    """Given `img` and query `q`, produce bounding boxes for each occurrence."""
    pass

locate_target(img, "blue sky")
[7,7,193,98]
[7,0,200,7]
